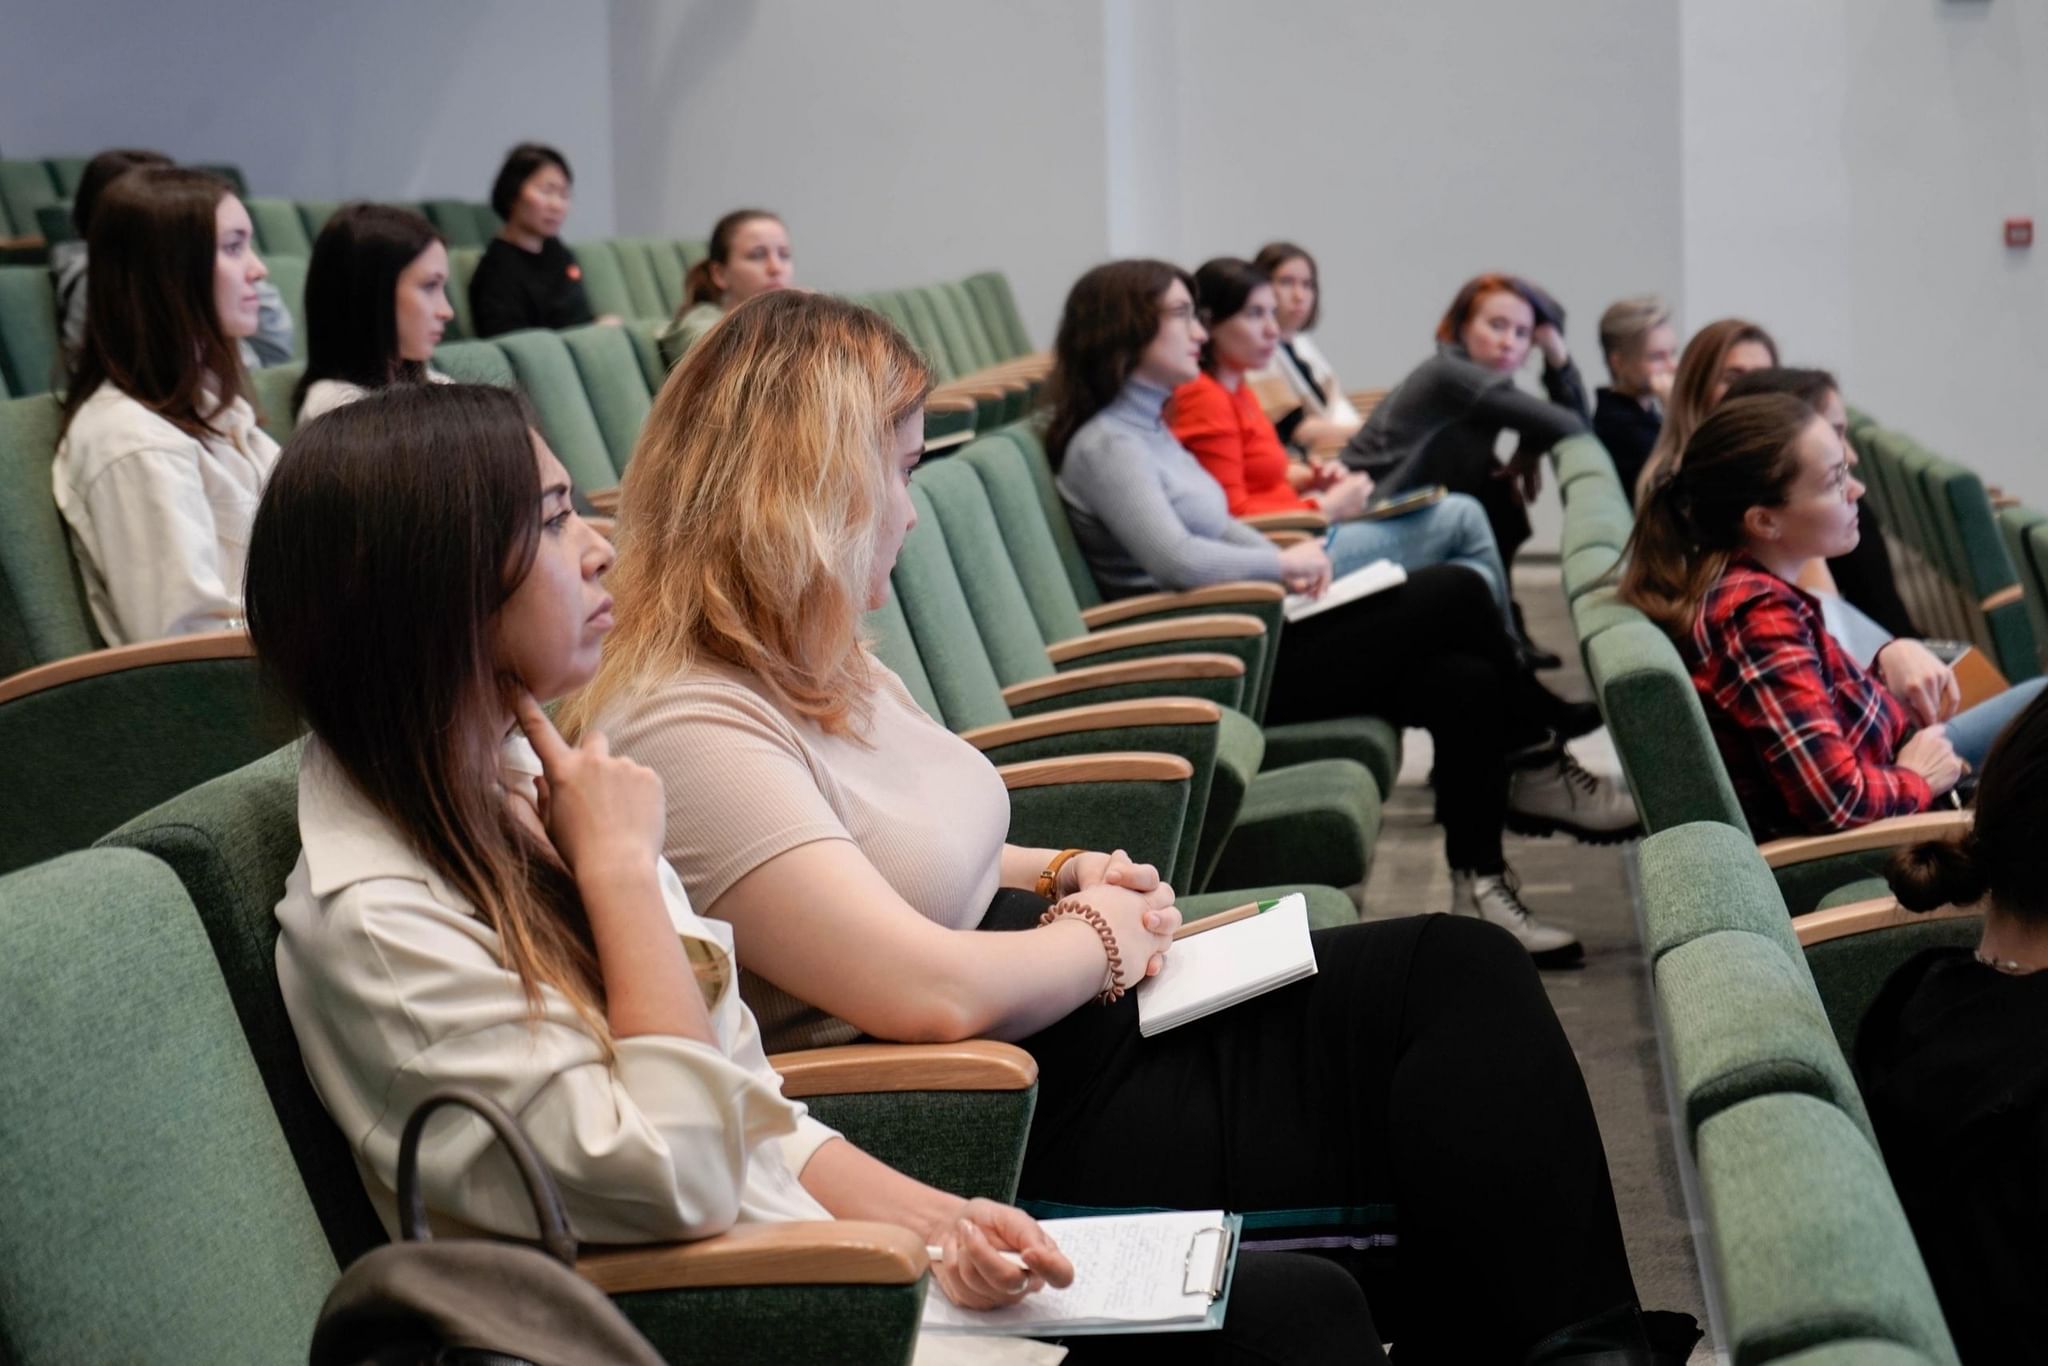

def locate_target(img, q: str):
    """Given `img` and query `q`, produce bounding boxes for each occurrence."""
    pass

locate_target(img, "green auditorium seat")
[422,198,486,247]
[964,271,1033,359]
[248,361,305,442]
[1798,900,1983,1060]
[192,162,248,195]
[34,203,75,243]
[573,239,639,325]
[1917,451,2039,680]
[677,238,709,270]
[560,320,652,480]
[617,236,688,315]
[263,251,309,358]
[1997,503,2048,673]
[245,196,313,257]
[0,264,62,396]
[606,237,667,319]
[919,284,991,375]
[431,336,515,388]
[0,849,339,1360]
[0,393,97,676]
[941,281,1004,371]
[0,160,62,244]
[490,327,627,494]
[447,244,483,340]
[622,316,669,389]
[44,156,88,198]
[294,198,342,241]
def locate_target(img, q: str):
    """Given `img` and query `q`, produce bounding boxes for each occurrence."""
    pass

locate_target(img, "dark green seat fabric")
[1636,821,1810,972]
[1695,1093,1958,1364]
[894,287,960,380]
[423,198,488,248]
[490,327,619,494]
[1179,882,1357,931]
[1920,453,2039,679]
[963,271,1033,359]
[0,393,99,675]
[192,162,249,196]
[0,160,62,247]
[264,251,309,358]
[864,594,945,718]
[575,240,640,326]
[607,237,667,318]
[0,849,338,1359]
[1562,543,1622,601]
[560,321,652,479]
[1587,622,1744,837]
[1815,876,1887,911]
[0,264,62,396]
[249,361,305,442]
[34,202,75,243]
[1204,755,1382,895]
[620,236,688,315]
[295,198,342,241]
[1554,433,1620,492]
[448,244,484,341]
[246,196,313,257]
[1568,585,1642,648]
[431,337,516,388]
[677,238,709,270]
[1997,503,2048,670]
[1804,913,1982,1059]
[45,155,89,198]
[623,316,669,390]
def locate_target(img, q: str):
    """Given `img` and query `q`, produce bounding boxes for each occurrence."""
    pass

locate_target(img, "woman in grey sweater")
[1047,259,1637,961]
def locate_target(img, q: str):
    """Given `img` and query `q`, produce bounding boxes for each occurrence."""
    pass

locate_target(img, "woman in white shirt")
[295,203,455,422]
[247,384,1395,1358]
[1250,241,1363,452]
[52,165,280,645]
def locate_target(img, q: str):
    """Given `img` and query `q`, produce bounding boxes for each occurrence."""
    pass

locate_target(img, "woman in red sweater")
[1169,257,1512,623]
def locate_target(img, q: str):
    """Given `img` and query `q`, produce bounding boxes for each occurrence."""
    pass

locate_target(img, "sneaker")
[1450,867,1583,964]
[1506,746,1642,843]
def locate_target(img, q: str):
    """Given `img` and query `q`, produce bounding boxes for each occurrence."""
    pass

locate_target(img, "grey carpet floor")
[1357,561,1717,1363]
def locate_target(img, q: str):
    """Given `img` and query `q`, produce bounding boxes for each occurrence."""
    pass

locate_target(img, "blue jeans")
[1325,492,1511,628]
[1943,675,2048,770]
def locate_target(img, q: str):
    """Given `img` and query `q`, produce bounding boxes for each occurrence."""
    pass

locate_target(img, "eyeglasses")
[1159,302,1196,323]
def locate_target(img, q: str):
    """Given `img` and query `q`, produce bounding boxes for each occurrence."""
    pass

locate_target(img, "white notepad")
[1284,558,1407,622]
[1136,894,1317,1036]
[920,1210,1237,1337]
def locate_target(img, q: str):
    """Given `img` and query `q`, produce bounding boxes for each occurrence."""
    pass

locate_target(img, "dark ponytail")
[1886,685,2048,918]
[681,208,781,311]
[1616,392,1815,637]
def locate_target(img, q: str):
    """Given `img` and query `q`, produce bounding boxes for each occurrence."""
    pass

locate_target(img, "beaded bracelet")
[1038,896,1126,1005]
[1035,848,1085,901]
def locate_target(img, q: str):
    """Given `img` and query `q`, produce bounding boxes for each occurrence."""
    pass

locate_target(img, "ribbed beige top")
[596,655,1010,1051]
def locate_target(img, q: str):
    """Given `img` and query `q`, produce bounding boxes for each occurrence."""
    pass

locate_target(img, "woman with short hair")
[1590,295,1677,495]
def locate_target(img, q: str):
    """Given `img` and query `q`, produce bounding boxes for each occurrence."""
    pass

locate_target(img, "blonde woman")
[566,290,1692,1364]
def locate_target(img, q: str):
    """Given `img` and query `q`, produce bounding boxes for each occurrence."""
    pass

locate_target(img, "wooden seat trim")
[0,630,253,705]
[997,752,1192,790]
[769,1040,1038,1096]
[959,697,1222,751]
[1792,895,1981,948]
[1757,809,1972,869]
[577,1220,926,1293]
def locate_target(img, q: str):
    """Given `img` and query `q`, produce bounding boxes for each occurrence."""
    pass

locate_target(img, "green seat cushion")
[1815,877,1888,911]
[1772,1342,1941,1366]
[491,328,618,495]
[560,322,652,480]
[965,271,1033,359]
[614,1284,925,1366]
[1804,912,1984,1059]
[0,264,61,396]
[1570,585,1643,646]
[1562,542,1623,600]
[246,197,313,258]
[0,160,63,246]
[608,238,667,318]
[1638,821,1805,969]
[432,338,516,388]
[865,593,944,719]
[0,393,99,674]
[1587,622,1745,836]
[295,199,342,241]
[1696,1093,1957,1364]
[807,1088,1032,1204]
[1655,929,1871,1141]
[1210,759,1381,894]
[1259,716,1401,799]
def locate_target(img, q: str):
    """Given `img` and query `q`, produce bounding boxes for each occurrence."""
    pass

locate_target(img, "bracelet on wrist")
[1038,897,1126,1005]
[1035,847,1084,900]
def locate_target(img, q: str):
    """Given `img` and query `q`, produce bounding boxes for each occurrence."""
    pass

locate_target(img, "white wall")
[1682,0,2048,505]
[0,0,617,235]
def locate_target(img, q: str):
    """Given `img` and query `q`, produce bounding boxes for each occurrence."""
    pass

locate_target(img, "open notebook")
[920,1210,1240,1338]
[1284,559,1407,623]
[1136,894,1317,1037]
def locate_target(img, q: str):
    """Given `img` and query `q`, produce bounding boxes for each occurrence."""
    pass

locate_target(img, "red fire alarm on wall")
[2006,217,2034,248]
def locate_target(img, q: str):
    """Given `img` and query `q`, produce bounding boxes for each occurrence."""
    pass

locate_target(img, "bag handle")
[396,1087,579,1267]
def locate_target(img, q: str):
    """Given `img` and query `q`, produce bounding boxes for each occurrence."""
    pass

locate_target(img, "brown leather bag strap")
[396,1087,578,1267]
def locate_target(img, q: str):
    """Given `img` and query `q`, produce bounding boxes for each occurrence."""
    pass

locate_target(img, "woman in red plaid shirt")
[1618,392,2042,838]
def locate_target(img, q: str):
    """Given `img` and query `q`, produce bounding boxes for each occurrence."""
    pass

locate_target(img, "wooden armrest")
[1079,581,1284,629]
[1000,652,1245,707]
[1248,374,1299,422]
[1347,388,1389,410]
[1982,584,2024,612]
[1265,529,1311,547]
[0,630,253,705]
[577,1221,926,1294]
[1242,509,1330,532]
[959,697,1221,751]
[997,752,1192,790]
[0,233,46,252]
[1046,612,1265,665]
[931,381,1015,402]
[769,1040,1037,1096]
[586,486,621,515]
[1758,809,1973,870]
[1792,895,1981,948]
[924,429,974,455]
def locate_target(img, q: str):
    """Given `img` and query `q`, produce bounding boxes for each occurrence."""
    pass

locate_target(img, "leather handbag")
[308,1087,666,1366]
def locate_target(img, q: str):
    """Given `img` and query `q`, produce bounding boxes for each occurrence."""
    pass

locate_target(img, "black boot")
[1521,1303,1702,1365]
[1513,598,1565,671]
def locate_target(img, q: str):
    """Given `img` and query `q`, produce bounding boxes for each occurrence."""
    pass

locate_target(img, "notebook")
[1137,894,1316,1036]
[919,1209,1240,1337]
[1355,484,1447,521]
[1284,558,1407,622]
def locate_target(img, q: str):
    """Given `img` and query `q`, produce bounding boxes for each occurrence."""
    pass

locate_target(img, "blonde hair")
[1597,295,1670,366]
[564,291,932,737]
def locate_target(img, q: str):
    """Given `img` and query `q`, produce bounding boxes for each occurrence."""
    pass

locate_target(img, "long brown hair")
[1042,258,1195,469]
[245,384,610,1045]
[1617,392,1817,637]
[565,291,931,738]
[1634,318,1779,505]
[1253,241,1319,330]
[1889,685,2048,918]
[63,166,252,441]
[681,208,783,310]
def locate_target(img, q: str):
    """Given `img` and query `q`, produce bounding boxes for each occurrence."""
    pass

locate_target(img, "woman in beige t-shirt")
[567,291,1691,1364]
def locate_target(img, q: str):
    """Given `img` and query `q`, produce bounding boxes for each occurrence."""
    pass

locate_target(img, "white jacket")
[274,735,839,1244]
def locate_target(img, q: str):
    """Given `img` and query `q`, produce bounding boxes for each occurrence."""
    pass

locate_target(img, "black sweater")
[1591,387,1661,497]
[469,237,595,338]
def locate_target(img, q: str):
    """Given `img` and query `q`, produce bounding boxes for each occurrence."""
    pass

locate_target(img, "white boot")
[1506,746,1641,844]
[1450,868,1584,964]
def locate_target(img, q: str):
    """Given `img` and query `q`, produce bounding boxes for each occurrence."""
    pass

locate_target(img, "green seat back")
[965,271,1033,358]
[44,156,89,198]
[431,337,515,388]
[245,196,312,258]
[295,199,342,241]
[264,252,309,358]
[0,160,62,244]
[0,650,299,875]
[1586,621,1746,837]
[448,245,484,341]
[957,436,1093,643]
[607,238,666,318]
[622,316,668,390]
[617,236,687,315]
[1925,454,2038,679]
[491,327,618,493]
[1636,820,1806,967]
[864,592,944,718]
[1555,432,1622,492]
[895,287,960,379]
[422,198,486,248]
[248,361,304,442]
[573,240,637,323]
[0,849,337,1357]
[676,238,709,270]
[1695,1093,1958,1364]
[34,203,75,243]
[912,455,1060,686]
[920,284,990,374]
[995,423,1109,609]
[863,289,919,340]
[942,280,1004,372]
[561,321,652,479]
[1569,585,1645,647]
[0,393,99,672]
[1562,542,1623,600]
[2022,516,2048,675]
[193,163,249,196]
[889,485,1012,731]
[0,264,62,396]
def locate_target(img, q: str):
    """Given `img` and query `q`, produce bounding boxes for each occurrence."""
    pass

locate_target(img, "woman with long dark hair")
[1248,240,1363,450]
[52,165,278,645]
[295,203,454,420]
[572,289,1693,1362]
[1629,317,1777,506]
[657,208,791,368]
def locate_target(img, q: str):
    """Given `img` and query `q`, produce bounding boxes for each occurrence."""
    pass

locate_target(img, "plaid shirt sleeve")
[1712,590,1933,832]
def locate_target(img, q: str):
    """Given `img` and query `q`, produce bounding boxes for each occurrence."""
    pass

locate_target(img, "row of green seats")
[0,155,247,244]
[1638,820,1965,1364]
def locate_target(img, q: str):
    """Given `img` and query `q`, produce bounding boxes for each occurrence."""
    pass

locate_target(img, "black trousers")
[986,898,1640,1362]
[1388,428,1531,571]
[1060,1250,1387,1364]
[1264,563,1550,873]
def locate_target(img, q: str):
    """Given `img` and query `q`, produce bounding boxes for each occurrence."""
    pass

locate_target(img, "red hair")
[1435,273,1535,345]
